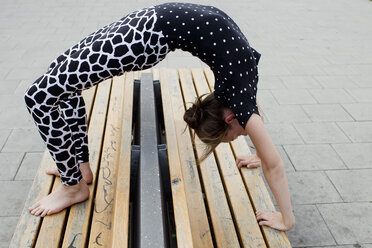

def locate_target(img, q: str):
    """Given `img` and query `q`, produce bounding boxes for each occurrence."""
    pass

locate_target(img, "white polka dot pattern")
[154,2,261,129]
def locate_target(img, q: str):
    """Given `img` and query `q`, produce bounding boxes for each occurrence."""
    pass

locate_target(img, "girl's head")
[183,92,247,162]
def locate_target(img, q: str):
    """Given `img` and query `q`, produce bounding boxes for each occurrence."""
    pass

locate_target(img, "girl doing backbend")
[25,2,295,231]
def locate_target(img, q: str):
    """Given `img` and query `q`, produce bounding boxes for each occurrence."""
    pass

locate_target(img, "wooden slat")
[9,86,97,248]
[178,68,240,248]
[61,79,112,248]
[110,72,134,248]
[231,137,292,248]
[157,69,213,247]
[191,68,266,247]
[88,75,126,247]
[158,68,194,248]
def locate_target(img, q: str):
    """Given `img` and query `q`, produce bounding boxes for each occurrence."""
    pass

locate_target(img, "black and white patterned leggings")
[24,6,169,186]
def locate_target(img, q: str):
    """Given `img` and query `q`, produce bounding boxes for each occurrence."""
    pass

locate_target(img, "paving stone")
[0,180,33,216]
[294,122,350,144]
[256,89,279,110]
[337,121,372,143]
[284,144,346,171]
[15,152,43,180]
[0,216,19,247]
[258,75,286,90]
[263,104,311,123]
[351,75,372,88]
[0,152,24,180]
[332,143,372,169]
[264,123,304,145]
[308,89,356,104]
[346,88,372,103]
[0,106,35,129]
[286,205,336,247]
[271,89,317,105]
[314,75,359,89]
[317,203,372,244]
[280,76,322,89]
[326,169,372,202]
[302,104,354,122]
[2,128,44,152]
[287,171,342,204]
[342,103,372,121]
[0,80,20,95]
[311,245,370,248]
[0,129,11,150]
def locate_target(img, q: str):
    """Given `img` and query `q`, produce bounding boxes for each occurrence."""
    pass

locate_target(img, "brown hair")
[183,93,231,163]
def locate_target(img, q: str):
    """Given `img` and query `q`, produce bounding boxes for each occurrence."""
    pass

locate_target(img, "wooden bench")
[155,68,292,248]
[10,72,136,247]
[10,68,291,248]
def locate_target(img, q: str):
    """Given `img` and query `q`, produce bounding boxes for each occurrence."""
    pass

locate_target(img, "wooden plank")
[9,86,97,248]
[231,137,292,248]
[88,75,126,247]
[178,68,240,248]
[191,68,266,247]
[158,68,194,248]
[61,79,112,248]
[160,69,213,247]
[111,72,134,248]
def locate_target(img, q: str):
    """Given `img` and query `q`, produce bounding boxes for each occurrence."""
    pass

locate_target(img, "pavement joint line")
[12,152,26,181]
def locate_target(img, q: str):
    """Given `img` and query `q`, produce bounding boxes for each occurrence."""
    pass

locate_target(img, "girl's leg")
[45,92,93,183]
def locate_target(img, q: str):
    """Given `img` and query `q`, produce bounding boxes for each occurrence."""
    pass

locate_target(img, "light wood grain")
[88,75,126,247]
[160,68,214,247]
[111,72,134,248]
[179,68,240,248]
[61,79,112,248]
[158,68,194,248]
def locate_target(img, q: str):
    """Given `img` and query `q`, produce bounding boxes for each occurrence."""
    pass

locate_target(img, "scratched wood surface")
[111,72,134,248]
[9,86,97,248]
[178,68,241,247]
[62,79,112,248]
[88,75,126,247]
[154,69,213,247]
[158,68,194,248]
[203,68,291,248]
[191,68,266,247]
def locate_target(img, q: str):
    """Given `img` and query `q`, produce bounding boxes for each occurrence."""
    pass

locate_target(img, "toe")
[40,208,49,217]
[31,206,41,215]
[29,202,40,211]
[34,207,45,216]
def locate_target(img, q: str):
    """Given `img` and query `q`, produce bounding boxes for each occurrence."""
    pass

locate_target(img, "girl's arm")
[245,113,295,231]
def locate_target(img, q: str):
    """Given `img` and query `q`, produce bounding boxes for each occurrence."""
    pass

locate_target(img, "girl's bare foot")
[28,179,89,217]
[46,162,93,184]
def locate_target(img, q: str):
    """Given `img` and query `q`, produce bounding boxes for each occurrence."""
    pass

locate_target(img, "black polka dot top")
[154,2,261,129]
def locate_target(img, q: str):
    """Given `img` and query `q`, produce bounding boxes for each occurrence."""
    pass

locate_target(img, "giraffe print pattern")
[24,6,169,186]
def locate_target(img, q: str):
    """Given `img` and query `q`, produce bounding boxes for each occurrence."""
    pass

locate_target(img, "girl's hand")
[256,210,295,231]
[236,154,261,169]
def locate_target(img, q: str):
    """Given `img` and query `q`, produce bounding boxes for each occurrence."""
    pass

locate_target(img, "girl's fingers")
[259,221,270,226]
